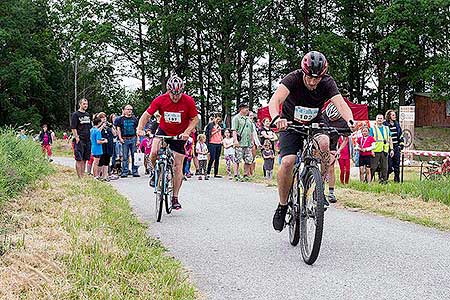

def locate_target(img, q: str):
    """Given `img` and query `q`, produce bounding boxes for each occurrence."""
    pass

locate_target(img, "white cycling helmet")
[166,75,185,95]
[325,103,341,121]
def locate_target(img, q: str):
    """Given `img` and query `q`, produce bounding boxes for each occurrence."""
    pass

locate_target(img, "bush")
[0,128,53,205]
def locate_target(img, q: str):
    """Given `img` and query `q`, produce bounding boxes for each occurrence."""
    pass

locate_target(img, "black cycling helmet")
[301,51,328,78]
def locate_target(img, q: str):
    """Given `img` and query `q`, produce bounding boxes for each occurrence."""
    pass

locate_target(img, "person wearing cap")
[231,103,253,181]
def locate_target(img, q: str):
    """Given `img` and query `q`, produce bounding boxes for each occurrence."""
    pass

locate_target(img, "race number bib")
[294,106,319,123]
[164,112,182,123]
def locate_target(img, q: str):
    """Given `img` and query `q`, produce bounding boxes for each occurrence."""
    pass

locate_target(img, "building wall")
[415,94,450,127]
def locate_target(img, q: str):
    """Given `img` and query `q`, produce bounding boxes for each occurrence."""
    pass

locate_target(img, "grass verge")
[335,187,450,231]
[217,157,450,230]
[0,166,196,299]
[339,175,450,206]
[51,139,73,158]
[0,128,53,206]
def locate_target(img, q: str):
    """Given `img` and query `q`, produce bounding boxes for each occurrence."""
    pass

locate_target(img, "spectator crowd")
[60,96,449,203]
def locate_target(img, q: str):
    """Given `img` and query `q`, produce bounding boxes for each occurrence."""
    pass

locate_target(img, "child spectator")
[222,129,235,180]
[356,126,376,182]
[337,135,351,184]
[196,134,209,180]
[98,112,115,181]
[140,130,153,175]
[275,140,282,166]
[86,155,94,175]
[262,139,275,179]
[183,136,194,179]
[90,117,107,179]
[39,124,53,162]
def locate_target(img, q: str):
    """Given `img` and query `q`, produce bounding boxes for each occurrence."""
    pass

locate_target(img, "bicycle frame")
[286,123,351,265]
[154,138,174,195]
[293,126,322,177]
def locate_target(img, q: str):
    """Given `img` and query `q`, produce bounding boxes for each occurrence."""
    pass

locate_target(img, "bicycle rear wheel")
[300,166,325,265]
[155,167,165,222]
[288,170,301,246]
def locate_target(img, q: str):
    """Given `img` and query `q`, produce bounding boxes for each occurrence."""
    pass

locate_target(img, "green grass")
[0,128,53,206]
[216,154,450,206]
[60,175,196,299]
[339,172,450,206]
[52,139,74,157]
[217,156,280,185]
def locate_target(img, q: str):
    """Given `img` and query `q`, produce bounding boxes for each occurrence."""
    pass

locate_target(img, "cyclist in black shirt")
[268,51,355,232]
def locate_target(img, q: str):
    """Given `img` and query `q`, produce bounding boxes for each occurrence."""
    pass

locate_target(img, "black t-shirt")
[280,70,340,124]
[71,111,92,141]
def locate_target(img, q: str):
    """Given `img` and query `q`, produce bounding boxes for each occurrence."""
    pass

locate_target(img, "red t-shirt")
[338,136,350,159]
[146,93,198,136]
[357,136,376,157]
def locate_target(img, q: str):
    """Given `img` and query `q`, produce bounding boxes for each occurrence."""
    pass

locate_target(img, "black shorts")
[73,140,91,161]
[99,154,111,167]
[359,155,372,167]
[155,128,186,155]
[329,134,338,151]
[279,130,304,158]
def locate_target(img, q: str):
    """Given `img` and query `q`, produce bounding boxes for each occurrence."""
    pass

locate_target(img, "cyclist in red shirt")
[137,75,199,210]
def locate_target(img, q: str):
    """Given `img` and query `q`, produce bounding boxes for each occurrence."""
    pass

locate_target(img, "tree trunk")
[302,0,310,53]
[236,49,243,110]
[196,28,206,126]
[206,46,213,123]
[268,48,272,100]
[138,12,146,103]
[398,71,407,107]
[248,53,254,111]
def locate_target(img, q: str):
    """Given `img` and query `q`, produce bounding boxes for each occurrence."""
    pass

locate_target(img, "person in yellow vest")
[369,114,394,184]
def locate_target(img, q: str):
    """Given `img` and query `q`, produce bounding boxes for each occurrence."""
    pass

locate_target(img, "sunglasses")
[305,74,323,80]
[169,90,183,96]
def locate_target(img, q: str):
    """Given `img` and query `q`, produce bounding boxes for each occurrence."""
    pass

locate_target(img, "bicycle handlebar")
[271,122,352,136]
[287,123,352,135]
[155,135,181,140]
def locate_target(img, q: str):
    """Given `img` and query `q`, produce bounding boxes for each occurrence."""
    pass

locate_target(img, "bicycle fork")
[153,161,167,194]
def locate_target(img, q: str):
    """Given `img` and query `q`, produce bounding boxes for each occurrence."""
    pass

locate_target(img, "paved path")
[54,157,450,300]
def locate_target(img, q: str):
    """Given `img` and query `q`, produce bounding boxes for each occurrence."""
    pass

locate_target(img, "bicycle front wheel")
[288,170,301,246]
[300,166,325,265]
[155,168,165,222]
[164,166,173,214]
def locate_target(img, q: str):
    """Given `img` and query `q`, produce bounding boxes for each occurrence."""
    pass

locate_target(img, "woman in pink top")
[337,136,351,184]
[140,131,153,175]
[357,126,376,182]
[207,116,223,177]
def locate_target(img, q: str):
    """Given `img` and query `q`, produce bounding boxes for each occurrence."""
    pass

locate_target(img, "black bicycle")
[153,135,176,222]
[285,123,351,265]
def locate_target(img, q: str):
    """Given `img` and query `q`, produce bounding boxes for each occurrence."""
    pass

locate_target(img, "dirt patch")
[336,188,450,230]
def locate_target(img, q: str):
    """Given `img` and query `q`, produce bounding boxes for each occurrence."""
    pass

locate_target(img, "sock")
[329,187,335,195]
